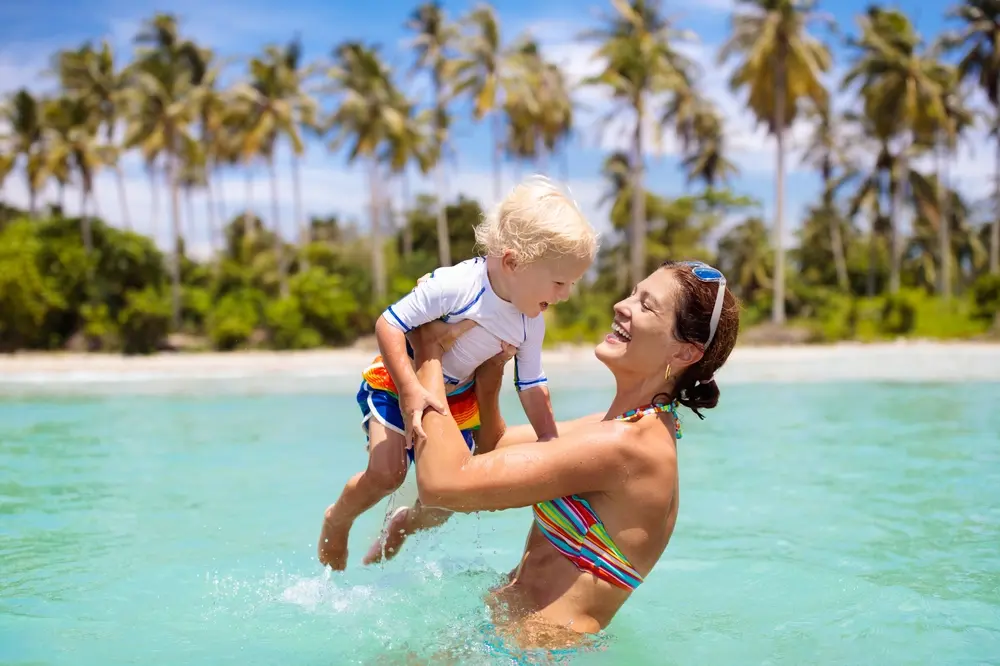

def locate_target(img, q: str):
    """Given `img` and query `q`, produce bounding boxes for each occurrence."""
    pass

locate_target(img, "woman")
[406,260,741,650]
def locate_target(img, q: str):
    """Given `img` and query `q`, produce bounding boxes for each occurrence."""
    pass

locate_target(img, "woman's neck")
[606,372,675,420]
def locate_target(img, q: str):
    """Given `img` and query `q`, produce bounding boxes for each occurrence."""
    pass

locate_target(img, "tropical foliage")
[0,1,998,355]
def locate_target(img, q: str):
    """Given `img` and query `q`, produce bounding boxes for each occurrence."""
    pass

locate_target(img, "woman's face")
[595,268,695,377]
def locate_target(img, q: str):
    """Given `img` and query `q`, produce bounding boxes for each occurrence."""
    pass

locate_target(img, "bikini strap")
[613,402,683,439]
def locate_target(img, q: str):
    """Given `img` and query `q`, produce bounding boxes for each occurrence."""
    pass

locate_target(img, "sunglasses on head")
[677,261,727,349]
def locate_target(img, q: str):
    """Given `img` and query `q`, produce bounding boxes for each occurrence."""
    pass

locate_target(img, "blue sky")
[0,0,987,257]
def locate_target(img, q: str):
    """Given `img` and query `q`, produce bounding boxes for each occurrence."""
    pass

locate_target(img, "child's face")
[503,253,591,318]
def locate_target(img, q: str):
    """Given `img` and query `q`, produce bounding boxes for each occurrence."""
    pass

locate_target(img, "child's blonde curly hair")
[473,175,599,266]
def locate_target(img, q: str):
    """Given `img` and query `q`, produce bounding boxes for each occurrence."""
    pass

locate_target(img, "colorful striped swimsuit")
[530,402,682,591]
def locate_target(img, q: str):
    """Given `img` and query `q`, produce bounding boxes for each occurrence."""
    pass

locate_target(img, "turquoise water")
[2,380,999,665]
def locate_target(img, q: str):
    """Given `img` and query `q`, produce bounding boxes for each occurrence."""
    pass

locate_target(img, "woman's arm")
[411,339,636,513]
[473,348,603,452]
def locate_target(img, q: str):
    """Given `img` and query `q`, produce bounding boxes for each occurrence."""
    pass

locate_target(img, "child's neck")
[485,255,514,303]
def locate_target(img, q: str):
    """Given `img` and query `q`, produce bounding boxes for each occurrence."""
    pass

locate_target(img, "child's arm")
[513,316,558,441]
[518,385,558,442]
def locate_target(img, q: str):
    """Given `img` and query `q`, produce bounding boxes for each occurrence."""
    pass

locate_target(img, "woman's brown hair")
[659,260,741,418]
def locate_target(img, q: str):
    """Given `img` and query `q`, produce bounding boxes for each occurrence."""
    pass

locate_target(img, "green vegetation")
[1,1,999,354]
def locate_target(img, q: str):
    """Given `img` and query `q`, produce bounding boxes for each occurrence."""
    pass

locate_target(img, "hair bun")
[678,376,719,419]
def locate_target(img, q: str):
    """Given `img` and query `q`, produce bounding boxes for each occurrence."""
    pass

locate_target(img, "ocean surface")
[2,376,999,665]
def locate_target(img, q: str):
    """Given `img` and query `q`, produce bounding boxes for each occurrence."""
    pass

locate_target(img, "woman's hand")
[407,318,478,360]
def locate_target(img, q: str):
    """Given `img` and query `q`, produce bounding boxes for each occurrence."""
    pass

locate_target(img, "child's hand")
[400,385,447,449]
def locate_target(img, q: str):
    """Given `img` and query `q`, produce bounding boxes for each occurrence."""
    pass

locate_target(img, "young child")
[317,176,598,570]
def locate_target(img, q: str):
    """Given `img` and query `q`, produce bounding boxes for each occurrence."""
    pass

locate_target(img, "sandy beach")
[1,341,998,395]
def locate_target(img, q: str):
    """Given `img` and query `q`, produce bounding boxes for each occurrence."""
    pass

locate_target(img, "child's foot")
[362,507,411,565]
[318,504,351,570]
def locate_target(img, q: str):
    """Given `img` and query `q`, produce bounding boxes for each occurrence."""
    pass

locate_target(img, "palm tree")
[719,0,831,324]
[182,44,225,258]
[584,0,697,286]
[0,151,13,205]
[44,96,113,253]
[843,6,947,294]
[326,42,409,301]
[56,40,132,230]
[455,3,505,200]
[234,40,315,295]
[801,101,851,290]
[716,216,773,304]
[600,151,635,292]
[922,67,975,299]
[534,55,575,174]
[126,13,202,328]
[680,104,739,192]
[500,38,575,176]
[907,176,988,291]
[944,0,1000,274]
[406,2,459,268]
[381,105,434,261]
[44,99,74,210]
[3,89,47,216]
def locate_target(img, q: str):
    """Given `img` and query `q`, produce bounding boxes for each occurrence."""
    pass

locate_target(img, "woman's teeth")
[611,321,631,341]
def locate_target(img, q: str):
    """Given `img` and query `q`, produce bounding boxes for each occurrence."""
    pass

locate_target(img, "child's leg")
[361,428,477,565]
[318,420,408,569]
[362,501,454,565]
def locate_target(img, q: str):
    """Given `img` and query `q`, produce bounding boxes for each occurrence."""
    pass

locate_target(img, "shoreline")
[1,341,999,395]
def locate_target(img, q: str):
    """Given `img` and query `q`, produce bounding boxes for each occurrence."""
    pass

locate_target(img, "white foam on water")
[279,574,377,613]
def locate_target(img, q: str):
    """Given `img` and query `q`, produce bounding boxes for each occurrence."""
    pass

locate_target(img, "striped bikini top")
[530,402,682,591]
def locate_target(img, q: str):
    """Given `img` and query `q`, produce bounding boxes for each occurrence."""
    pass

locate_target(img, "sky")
[0,0,989,258]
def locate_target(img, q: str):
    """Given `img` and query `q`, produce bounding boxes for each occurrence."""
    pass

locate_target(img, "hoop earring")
[664,364,672,381]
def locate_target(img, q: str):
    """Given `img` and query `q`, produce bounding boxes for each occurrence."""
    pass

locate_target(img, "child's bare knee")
[367,460,406,492]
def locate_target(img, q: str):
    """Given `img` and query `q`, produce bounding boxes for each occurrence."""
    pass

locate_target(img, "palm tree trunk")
[938,141,951,300]
[492,111,502,202]
[80,188,97,310]
[185,187,196,255]
[370,159,386,301]
[993,118,1000,275]
[867,215,877,298]
[115,164,132,231]
[889,144,907,294]
[149,162,160,245]
[434,78,452,268]
[90,187,102,220]
[772,51,787,325]
[205,172,218,256]
[268,155,288,297]
[830,215,848,292]
[80,188,93,254]
[59,183,66,212]
[631,93,646,287]
[824,157,848,291]
[244,167,254,242]
[401,171,413,261]
[292,154,308,270]
[434,161,451,267]
[167,150,183,330]
[215,168,227,230]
